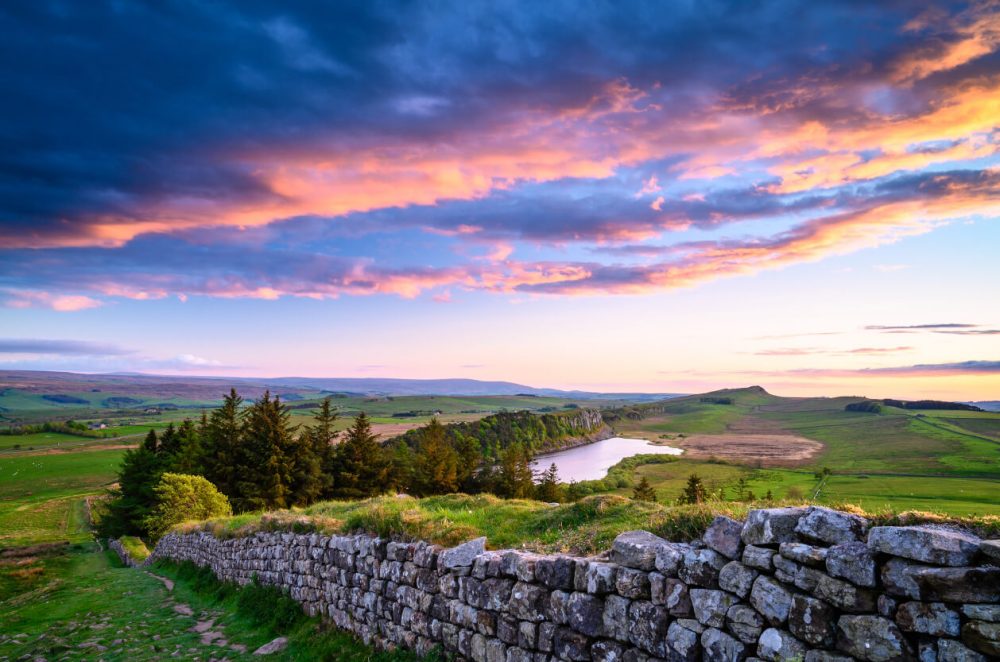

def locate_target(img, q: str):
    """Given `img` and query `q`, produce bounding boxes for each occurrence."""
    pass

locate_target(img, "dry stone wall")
[147,506,1000,661]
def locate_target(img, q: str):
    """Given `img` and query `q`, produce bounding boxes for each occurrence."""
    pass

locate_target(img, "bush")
[143,473,232,539]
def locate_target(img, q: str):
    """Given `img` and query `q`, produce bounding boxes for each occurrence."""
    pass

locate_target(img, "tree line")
[103,390,572,537]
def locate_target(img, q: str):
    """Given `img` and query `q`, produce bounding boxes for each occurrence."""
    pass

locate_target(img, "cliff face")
[147,506,1000,661]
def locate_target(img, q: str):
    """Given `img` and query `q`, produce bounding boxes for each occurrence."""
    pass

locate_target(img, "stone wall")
[146,507,1000,661]
[109,537,140,568]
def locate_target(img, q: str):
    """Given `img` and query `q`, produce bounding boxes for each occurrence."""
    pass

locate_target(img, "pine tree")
[158,422,180,457]
[203,388,244,499]
[234,391,298,511]
[390,441,417,494]
[679,473,707,505]
[632,476,658,502]
[104,445,164,536]
[534,463,564,502]
[415,418,459,495]
[454,435,482,491]
[303,398,338,499]
[142,428,158,453]
[171,419,204,475]
[331,413,392,499]
[497,442,534,499]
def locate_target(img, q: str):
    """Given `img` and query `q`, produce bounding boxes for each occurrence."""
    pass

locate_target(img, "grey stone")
[961,604,1000,623]
[627,600,670,657]
[749,576,793,626]
[690,588,736,628]
[678,547,725,587]
[518,621,536,649]
[980,539,1000,562]
[815,572,877,613]
[701,627,746,662]
[718,561,758,599]
[665,621,700,662]
[676,617,705,634]
[795,506,869,545]
[742,545,774,571]
[805,653,853,662]
[779,542,827,567]
[441,537,487,569]
[868,526,980,567]
[789,594,837,647]
[650,575,690,615]
[566,592,604,637]
[585,562,617,595]
[836,615,913,662]
[253,637,289,655]
[912,566,1000,603]
[548,590,570,624]
[509,582,549,622]
[614,566,651,599]
[703,516,745,559]
[741,507,808,545]
[602,594,631,642]
[553,627,590,661]
[654,542,688,577]
[878,595,898,619]
[611,531,666,570]
[826,541,877,587]
[757,628,806,662]
[881,558,925,599]
[726,604,764,644]
[962,620,1000,658]
[536,557,576,590]
[896,602,960,637]
[938,638,987,662]
[592,640,626,662]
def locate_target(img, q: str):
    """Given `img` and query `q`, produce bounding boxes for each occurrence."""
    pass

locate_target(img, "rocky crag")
[146,506,1000,661]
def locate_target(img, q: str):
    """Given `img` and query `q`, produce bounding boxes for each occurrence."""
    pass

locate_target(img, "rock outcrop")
[147,505,1000,660]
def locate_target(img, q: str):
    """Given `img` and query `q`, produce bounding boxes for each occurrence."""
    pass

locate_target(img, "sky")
[0,0,998,399]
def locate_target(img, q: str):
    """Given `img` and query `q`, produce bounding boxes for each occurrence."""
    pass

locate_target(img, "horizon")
[1,2,999,400]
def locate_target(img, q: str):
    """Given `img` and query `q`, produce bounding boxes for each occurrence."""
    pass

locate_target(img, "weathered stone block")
[654,542,688,577]
[726,603,764,644]
[627,600,670,657]
[553,627,590,662]
[602,594,631,642]
[701,626,746,661]
[961,604,1000,623]
[938,638,987,662]
[584,562,617,595]
[440,537,486,569]
[795,506,869,545]
[614,566,651,599]
[750,576,793,626]
[591,640,625,662]
[509,582,549,622]
[690,588,737,628]
[790,594,837,647]
[665,621,700,662]
[678,547,725,588]
[757,628,806,662]
[742,507,808,545]
[719,561,758,599]
[535,557,576,590]
[611,531,666,570]
[912,566,1000,603]
[962,620,1000,658]
[826,541,876,587]
[566,592,604,637]
[896,601,960,637]
[703,516,745,560]
[836,615,913,662]
[742,545,774,571]
[868,526,980,567]
[814,572,877,613]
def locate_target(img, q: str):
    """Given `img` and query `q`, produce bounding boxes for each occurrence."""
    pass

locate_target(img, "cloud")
[0,339,131,356]
[867,323,1000,335]
[755,346,912,357]
[2,290,103,311]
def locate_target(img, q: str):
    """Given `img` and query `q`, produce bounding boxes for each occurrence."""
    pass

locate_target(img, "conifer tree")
[157,422,180,457]
[632,475,657,502]
[331,412,392,499]
[415,418,459,495]
[497,442,534,498]
[454,435,482,491]
[171,419,204,475]
[302,398,338,499]
[534,463,564,502]
[234,391,298,511]
[679,473,707,505]
[104,445,164,535]
[203,388,244,499]
[142,428,158,453]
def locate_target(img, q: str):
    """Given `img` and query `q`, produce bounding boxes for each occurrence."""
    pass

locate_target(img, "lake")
[532,436,683,482]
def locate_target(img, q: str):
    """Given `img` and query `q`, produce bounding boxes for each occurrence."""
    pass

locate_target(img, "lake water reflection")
[531,436,683,482]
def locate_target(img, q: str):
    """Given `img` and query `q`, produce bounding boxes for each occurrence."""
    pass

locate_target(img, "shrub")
[143,473,232,539]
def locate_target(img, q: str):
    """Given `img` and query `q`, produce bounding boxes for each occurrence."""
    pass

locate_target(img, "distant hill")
[967,401,1000,412]
[0,369,679,401]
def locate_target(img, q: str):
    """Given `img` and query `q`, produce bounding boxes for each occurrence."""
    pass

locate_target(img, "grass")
[118,536,150,563]
[0,542,439,661]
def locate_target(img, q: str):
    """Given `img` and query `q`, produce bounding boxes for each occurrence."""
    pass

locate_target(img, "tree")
[331,413,392,499]
[632,476,657,502]
[157,422,180,457]
[203,388,244,499]
[414,418,459,495]
[307,398,339,498]
[103,445,164,536]
[496,442,534,499]
[535,463,564,502]
[142,473,232,539]
[679,473,707,505]
[234,391,299,511]
[142,428,158,453]
[171,419,204,475]
[454,435,482,491]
